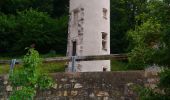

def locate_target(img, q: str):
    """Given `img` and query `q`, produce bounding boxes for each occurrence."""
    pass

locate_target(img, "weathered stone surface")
[6,85,12,92]
[63,91,67,96]
[61,78,67,82]
[0,71,159,100]
[70,79,76,83]
[97,91,109,97]
[89,92,95,98]
[3,81,8,85]
[58,84,62,89]
[150,84,157,89]
[0,98,6,100]
[71,91,78,96]
[52,84,58,89]
[74,83,83,89]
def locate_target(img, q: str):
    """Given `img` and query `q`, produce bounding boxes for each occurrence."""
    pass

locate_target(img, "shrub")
[9,48,54,99]
[127,19,162,69]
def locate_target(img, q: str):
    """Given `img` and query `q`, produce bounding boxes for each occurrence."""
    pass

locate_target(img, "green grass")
[0,62,66,75]
[0,57,13,60]
[40,62,65,73]
[0,53,66,75]
[111,60,128,71]
[0,64,23,75]
[0,64,10,75]
[0,55,129,75]
[0,54,64,60]
[40,54,64,58]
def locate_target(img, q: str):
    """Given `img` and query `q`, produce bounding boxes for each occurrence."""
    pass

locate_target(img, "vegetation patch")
[9,48,54,100]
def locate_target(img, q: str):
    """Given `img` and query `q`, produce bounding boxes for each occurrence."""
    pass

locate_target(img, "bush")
[159,69,170,95]
[127,19,162,69]
[9,48,54,99]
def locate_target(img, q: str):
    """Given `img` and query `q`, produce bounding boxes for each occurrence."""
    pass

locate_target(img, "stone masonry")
[67,0,111,72]
[0,71,159,100]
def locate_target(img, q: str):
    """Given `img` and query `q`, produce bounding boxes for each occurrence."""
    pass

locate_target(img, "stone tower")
[67,0,110,72]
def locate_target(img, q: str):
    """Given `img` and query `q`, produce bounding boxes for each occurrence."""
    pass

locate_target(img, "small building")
[66,0,110,72]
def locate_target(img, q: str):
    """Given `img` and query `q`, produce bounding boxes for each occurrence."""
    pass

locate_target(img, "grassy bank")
[111,60,128,71]
[0,62,66,75]
[0,60,129,75]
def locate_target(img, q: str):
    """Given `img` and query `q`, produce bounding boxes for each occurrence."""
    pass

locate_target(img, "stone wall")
[0,71,159,100]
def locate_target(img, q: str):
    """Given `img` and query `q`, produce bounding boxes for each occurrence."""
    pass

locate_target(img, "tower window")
[73,10,79,25]
[103,8,108,19]
[102,32,107,51]
[72,41,77,56]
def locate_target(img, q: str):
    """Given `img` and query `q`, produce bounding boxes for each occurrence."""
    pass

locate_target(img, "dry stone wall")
[0,71,159,100]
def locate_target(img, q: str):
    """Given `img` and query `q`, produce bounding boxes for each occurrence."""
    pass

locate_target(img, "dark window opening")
[103,8,108,19]
[72,41,77,56]
[73,10,79,25]
[102,32,107,51]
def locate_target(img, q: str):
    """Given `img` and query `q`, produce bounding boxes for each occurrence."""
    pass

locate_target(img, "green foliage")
[10,49,41,87]
[15,9,68,54]
[0,14,17,53]
[128,46,155,70]
[110,0,147,53]
[128,0,170,99]
[132,0,170,67]
[0,9,68,55]
[138,87,169,100]
[37,74,53,90]
[0,0,69,56]
[111,60,128,71]
[9,87,35,100]
[159,69,170,95]
[9,48,54,99]
[41,62,65,73]
[0,64,9,75]
[0,0,67,17]
[127,19,162,69]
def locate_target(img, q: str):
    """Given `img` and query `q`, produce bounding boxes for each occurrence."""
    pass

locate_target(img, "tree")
[128,0,170,99]
[0,0,69,55]
[0,14,17,53]
[127,19,162,69]
[110,0,147,53]
[0,9,68,55]
[0,0,68,18]
[15,9,68,54]
[9,48,53,99]
[128,0,170,68]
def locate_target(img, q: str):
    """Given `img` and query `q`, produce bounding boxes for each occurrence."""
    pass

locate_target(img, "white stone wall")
[67,0,110,72]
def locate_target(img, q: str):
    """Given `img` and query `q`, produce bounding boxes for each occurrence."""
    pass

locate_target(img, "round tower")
[67,0,110,72]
